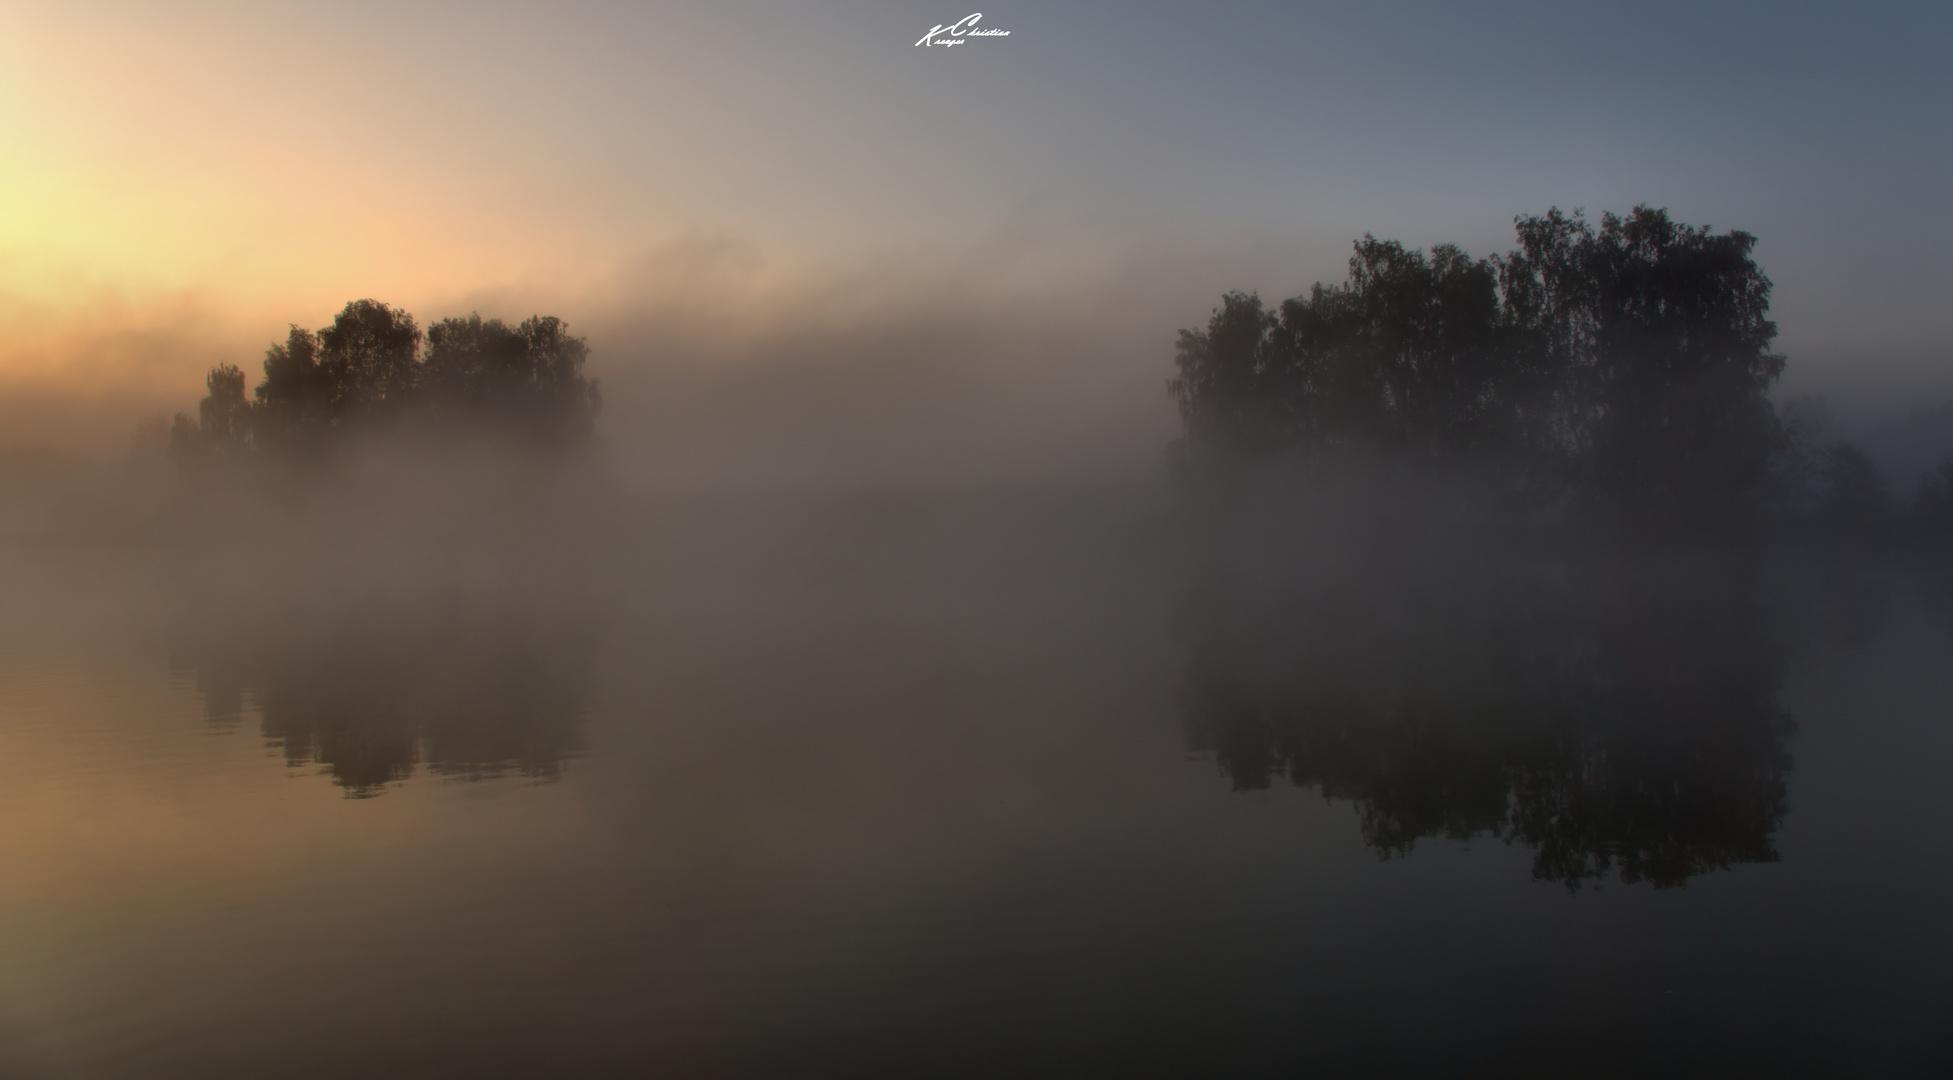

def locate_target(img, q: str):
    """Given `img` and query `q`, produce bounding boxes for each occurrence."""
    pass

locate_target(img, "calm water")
[3,487,1951,1078]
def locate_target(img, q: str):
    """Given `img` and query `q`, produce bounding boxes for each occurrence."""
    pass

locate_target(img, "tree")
[197,364,250,445]
[1174,239,1557,476]
[1500,207,1785,510]
[169,363,252,468]
[165,299,599,472]
[422,313,600,445]
[253,326,329,451]
[1173,207,1790,512]
[1276,238,1540,465]
[1169,290,1283,458]
[316,300,421,418]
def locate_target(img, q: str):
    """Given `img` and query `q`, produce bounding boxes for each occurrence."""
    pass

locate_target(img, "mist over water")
[5,0,1950,1063]
[6,210,1953,1077]
[2,447,1949,1075]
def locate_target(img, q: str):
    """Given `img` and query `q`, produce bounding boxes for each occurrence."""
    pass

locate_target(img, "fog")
[6,0,1951,1065]
[5,209,1953,1076]
[9,430,1953,1073]
[6,220,1950,500]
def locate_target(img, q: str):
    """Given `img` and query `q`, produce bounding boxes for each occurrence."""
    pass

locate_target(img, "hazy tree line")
[1170,206,1952,544]
[168,299,601,469]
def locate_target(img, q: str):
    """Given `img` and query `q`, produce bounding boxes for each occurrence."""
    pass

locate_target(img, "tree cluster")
[1170,207,1788,514]
[169,299,600,468]
[1170,206,1953,884]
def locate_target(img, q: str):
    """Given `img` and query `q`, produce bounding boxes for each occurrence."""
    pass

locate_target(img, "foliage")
[1171,207,1788,512]
[168,299,600,468]
[422,313,601,444]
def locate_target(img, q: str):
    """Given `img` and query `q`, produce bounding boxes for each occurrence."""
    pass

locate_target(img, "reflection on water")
[1181,547,1798,888]
[5,487,1953,1077]
[169,598,597,795]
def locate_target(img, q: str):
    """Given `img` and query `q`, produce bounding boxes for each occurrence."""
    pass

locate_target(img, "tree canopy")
[171,300,600,467]
[1170,207,1788,512]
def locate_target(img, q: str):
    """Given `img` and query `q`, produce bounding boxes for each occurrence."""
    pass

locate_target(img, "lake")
[2,485,1950,1077]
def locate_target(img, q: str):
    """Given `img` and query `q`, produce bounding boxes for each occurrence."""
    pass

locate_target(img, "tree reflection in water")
[171,594,598,797]
[1178,503,1825,889]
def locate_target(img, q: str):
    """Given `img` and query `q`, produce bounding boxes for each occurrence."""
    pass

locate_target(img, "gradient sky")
[2,0,1947,471]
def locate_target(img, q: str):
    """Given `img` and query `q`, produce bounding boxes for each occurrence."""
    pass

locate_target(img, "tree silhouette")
[168,363,251,469]
[1503,208,1785,513]
[317,299,421,418]
[422,313,602,445]
[1172,207,1788,514]
[167,298,601,469]
[253,325,330,453]
[1171,240,1544,468]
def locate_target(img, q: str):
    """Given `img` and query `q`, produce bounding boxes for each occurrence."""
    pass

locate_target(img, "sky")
[1,0,1947,479]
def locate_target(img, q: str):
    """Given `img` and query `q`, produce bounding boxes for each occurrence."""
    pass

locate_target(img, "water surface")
[3,487,1950,1077]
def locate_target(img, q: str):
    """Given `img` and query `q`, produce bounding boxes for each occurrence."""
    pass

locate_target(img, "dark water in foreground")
[3,488,1951,1078]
